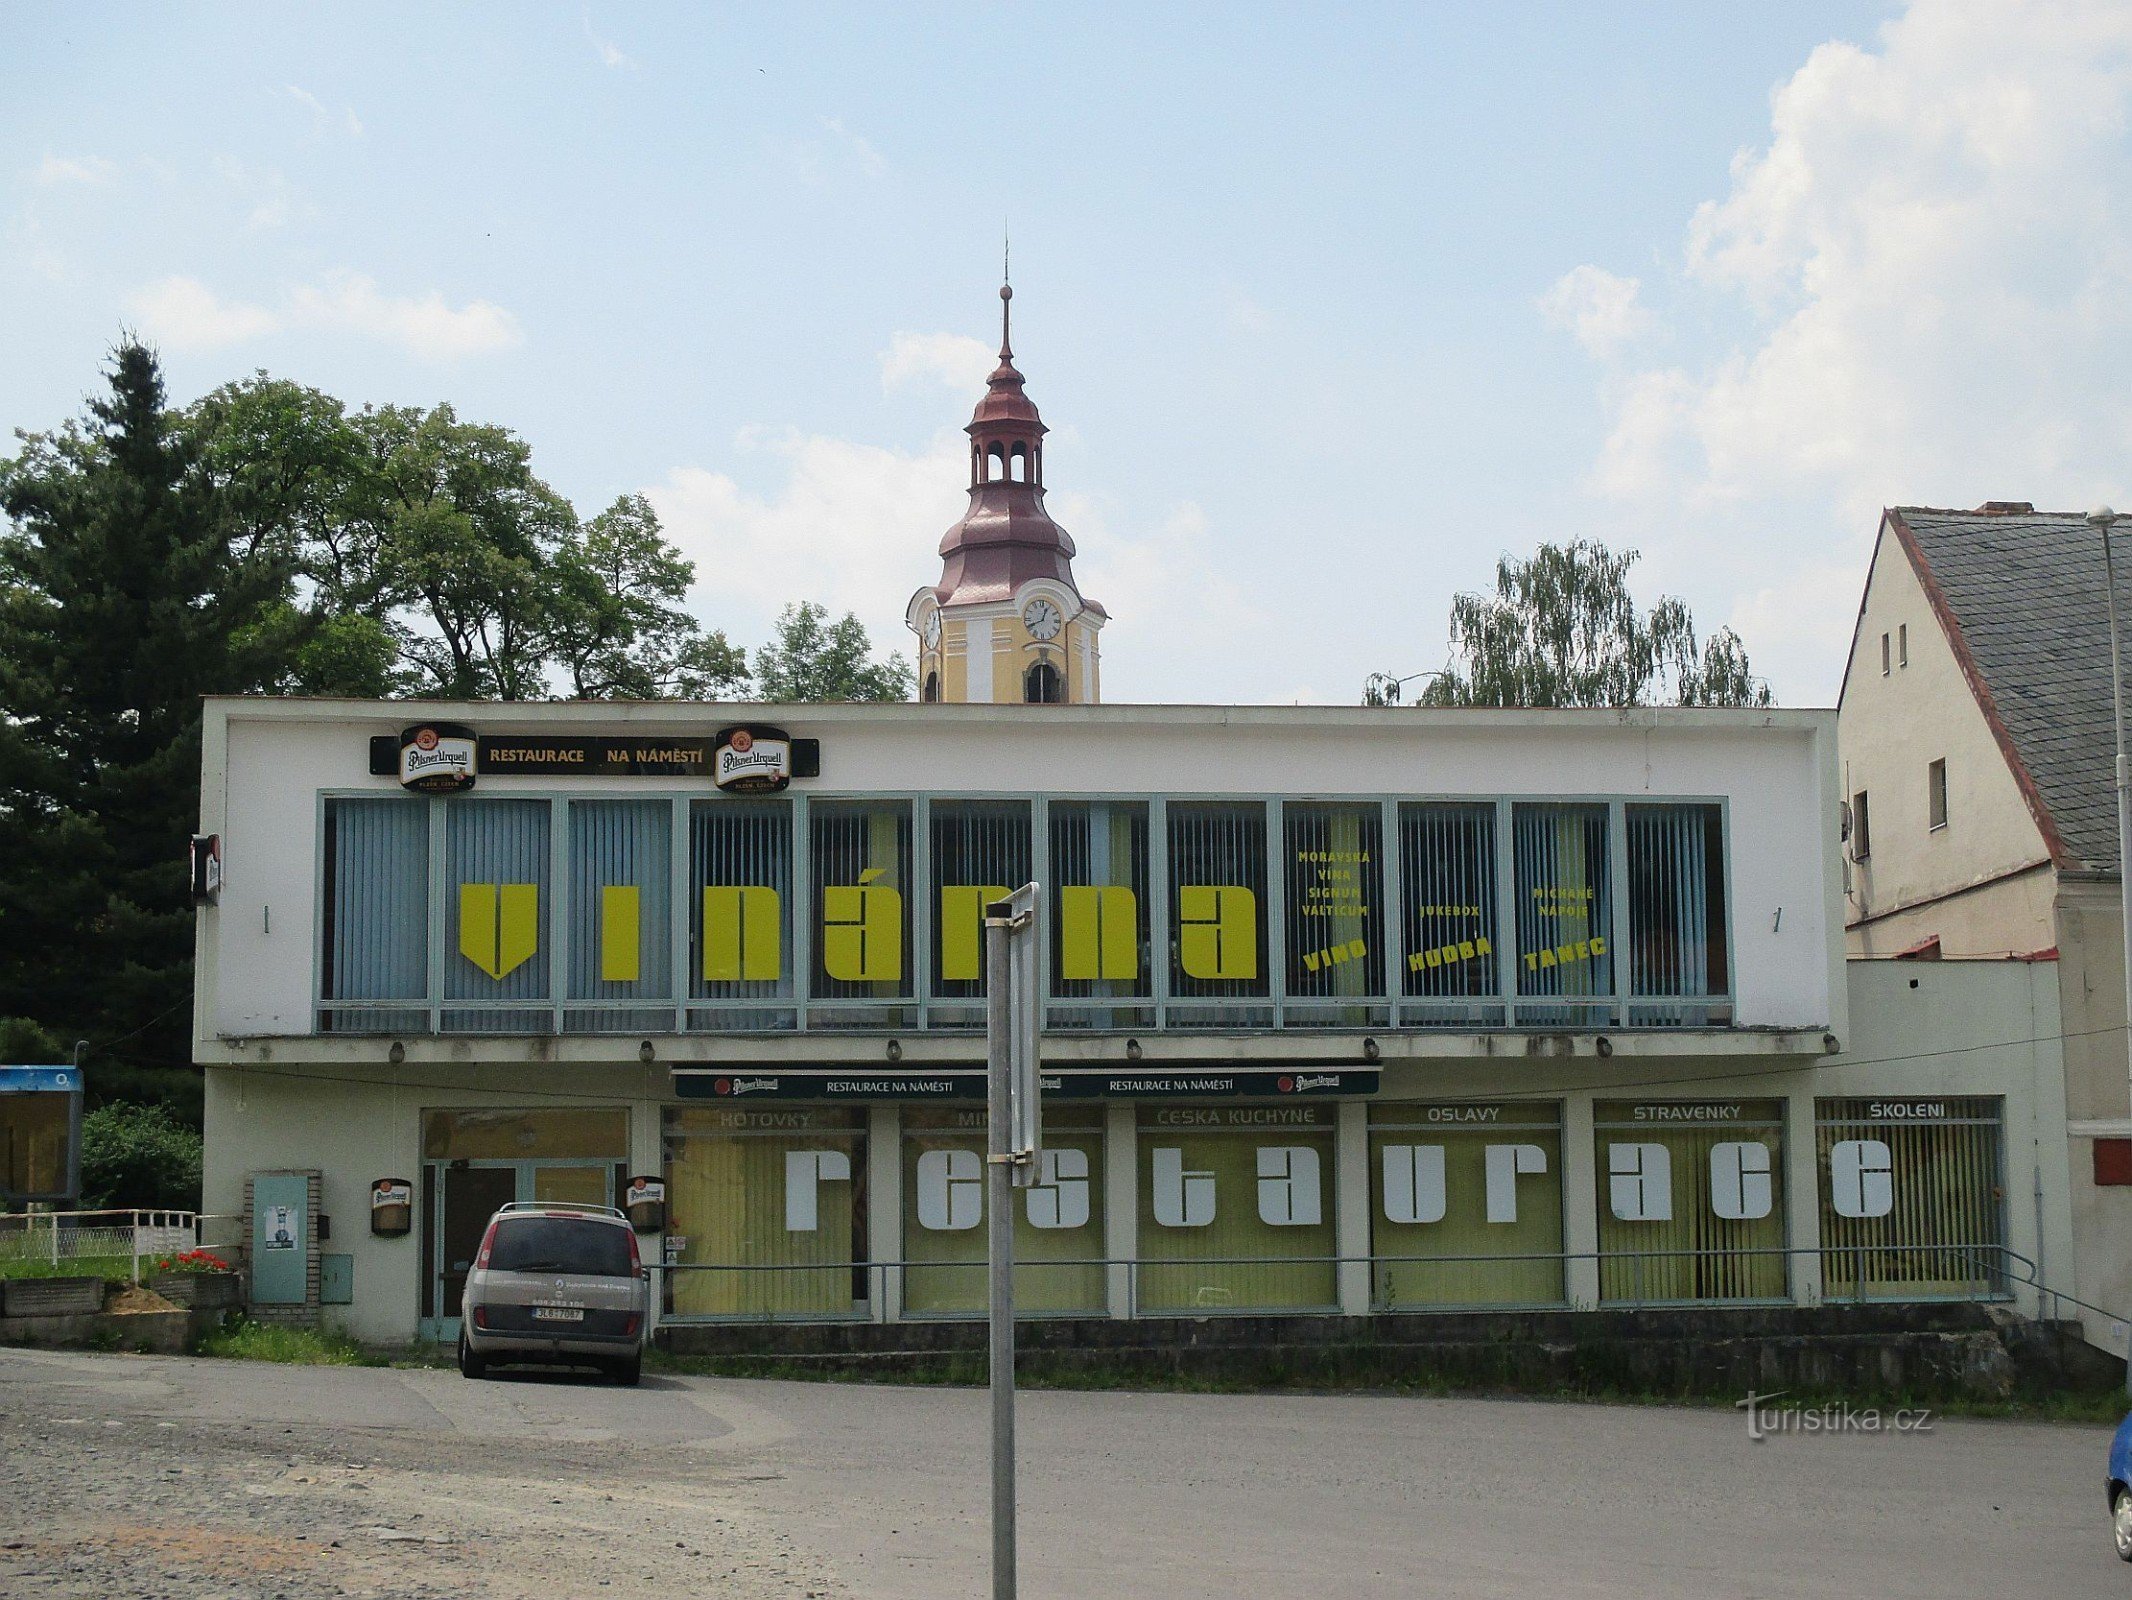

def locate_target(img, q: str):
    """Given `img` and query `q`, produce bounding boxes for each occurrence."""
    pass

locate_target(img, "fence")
[656,1241,2055,1325]
[0,1209,204,1285]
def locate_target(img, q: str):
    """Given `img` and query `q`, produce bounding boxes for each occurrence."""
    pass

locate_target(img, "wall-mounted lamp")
[1125,1038,1143,1061]
[886,1038,903,1063]
[1595,1035,1614,1058]
[637,1039,655,1063]
[1362,1037,1381,1063]
[388,1041,405,1066]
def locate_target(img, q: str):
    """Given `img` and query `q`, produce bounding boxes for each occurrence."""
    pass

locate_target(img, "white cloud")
[279,84,363,137]
[1563,0,2132,700]
[649,428,969,658]
[1538,265,1656,357]
[879,330,995,394]
[33,154,115,187]
[124,272,522,358]
[125,276,280,348]
[824,119,887,177]
[1068,499,1273,702]
[583,16,637,69]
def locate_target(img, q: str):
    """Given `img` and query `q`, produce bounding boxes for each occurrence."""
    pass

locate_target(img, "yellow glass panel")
[1060,885,1137,981]
[600,885,641,983]
[458,883,539,980]
[422,1109,627,1161]
[1179,885,1256,980]
[703,885,781,982]
[939,884,1009,982]
[823,877,902,982]
[533,1165,610,1206]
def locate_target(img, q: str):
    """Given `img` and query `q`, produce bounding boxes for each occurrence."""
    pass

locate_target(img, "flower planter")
[2,1276,106,1318]
[150,1271,242,1310]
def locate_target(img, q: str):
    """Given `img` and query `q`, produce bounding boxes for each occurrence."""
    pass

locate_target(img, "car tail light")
[475,1220,498,1271]
[472,1305,488,1329]
[624,1313,639,1337]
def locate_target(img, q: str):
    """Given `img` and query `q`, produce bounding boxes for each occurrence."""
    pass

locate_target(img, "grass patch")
[0,1254,138,1283]
[194,1315,379,1366]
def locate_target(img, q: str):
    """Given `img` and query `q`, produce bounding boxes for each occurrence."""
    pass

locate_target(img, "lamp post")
[1364,669,1451,706]
[2087,507,2132,1119]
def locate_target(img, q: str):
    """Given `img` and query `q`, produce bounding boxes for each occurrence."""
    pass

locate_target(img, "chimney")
[1973,501,2035,515]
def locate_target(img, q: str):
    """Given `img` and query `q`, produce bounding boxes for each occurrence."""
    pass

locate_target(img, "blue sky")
[8,2,2131,705]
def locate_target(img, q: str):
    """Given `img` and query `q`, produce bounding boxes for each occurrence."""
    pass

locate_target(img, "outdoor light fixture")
[886,1038,903,1062]
[1362,1036,1381,1062]
[1596,1035,1614,1058]
[1125,1037,1142,1061]
[637,1039,655,1063]
[388,1041,405,1065]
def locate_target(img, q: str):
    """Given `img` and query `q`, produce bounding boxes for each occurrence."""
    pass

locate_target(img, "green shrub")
[79,1102,201,1210]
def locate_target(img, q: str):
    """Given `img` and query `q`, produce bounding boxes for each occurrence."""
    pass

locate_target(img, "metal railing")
[654,1241,2074,1326]
[0,1209,204,1285]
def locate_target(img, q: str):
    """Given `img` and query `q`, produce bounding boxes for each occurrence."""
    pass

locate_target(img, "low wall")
[660,1304,2123,1402]
[0,1306,217,1355]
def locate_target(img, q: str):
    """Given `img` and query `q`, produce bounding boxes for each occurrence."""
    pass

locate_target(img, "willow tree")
[1396,541,1772,709]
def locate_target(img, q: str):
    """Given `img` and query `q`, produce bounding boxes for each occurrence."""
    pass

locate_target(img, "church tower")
[906,283,1106,703]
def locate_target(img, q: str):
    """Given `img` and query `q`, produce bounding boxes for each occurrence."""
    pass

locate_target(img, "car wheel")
[611,1351,642,1387]
[2114,1486,2132,1562]
[457,1332,487,1380]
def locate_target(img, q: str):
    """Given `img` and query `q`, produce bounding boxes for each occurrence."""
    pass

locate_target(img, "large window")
[1167,802,1270,1026]
[1626,803,1729,1026]
[1817,1098,2004,1300]
[1048,801,1152,1029]
[444,799,551,1033]
[662,1106,868,1320]
[319,798,429,1034]
[1513,803,1613,1025]
[1135,1105,1336,1313]
[1283,803,1385,1025]
[810,800,914,1028]
[1370,1102,1562,1308]
[1594,1100,1786,1304]
[900,1108,1105,1316]
[928,801,1032,1021]
[689,799,794,1031]
[1399,803,1501,1027]
[566,799,671,1033]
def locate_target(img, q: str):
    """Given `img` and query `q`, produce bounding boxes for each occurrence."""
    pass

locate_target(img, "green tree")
[752,602,913,702]
[1398,541,1773,709]
[353,403,575,699]
[78,1102,202,1210]
[545,494,750,699]
[0,343,295,1114]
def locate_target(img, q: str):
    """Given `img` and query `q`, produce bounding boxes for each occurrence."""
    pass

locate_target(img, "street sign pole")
[985,884,1041,1600]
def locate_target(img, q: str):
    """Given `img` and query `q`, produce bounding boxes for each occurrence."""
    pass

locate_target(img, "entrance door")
[436,1166,516,1333]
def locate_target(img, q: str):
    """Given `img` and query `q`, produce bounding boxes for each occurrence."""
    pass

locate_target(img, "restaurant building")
[188,693,2068,1344]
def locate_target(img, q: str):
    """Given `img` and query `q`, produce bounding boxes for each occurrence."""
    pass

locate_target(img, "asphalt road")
[0,1346,2123,1598]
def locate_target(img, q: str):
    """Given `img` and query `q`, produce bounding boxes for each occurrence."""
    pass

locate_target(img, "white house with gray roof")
[1838,501,2132,1346]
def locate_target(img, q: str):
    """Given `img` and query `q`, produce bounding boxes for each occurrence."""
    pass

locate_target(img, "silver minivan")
[457,1202,648,1385]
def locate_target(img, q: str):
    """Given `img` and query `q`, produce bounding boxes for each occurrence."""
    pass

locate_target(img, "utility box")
[245,1170,321,1312]
[319,1253,354,1305]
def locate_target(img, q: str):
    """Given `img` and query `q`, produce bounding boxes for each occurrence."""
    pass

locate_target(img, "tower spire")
[1000,228,1012,358]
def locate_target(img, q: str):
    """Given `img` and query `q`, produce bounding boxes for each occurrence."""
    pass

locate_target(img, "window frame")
[1927,759,1948,832]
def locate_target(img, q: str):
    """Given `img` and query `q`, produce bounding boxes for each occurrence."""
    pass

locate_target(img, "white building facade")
[191,696,2064,1345]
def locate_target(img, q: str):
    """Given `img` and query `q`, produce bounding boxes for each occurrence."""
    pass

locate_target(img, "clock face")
[922,610,941,648]
[1023,598,1064,641]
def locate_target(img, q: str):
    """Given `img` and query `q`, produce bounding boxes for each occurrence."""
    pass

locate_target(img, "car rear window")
[487,1217,634,1277]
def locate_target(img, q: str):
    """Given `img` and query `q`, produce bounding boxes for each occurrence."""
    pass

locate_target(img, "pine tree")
[0,343,292,1113]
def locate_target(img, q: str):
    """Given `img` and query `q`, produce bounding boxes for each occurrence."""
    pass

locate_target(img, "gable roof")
[1886,505,2121,874]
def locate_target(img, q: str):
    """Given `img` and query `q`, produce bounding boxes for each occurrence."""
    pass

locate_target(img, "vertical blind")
[1167,802,1269,1009]
[1627,803,1729,1019]
[567,800,671,1027]
[1048,802,1152,1021]
[1399,803,1499,1015]
[321,798,429,1032]
[928,801,1033,1002]
[1283,804,1384,1001]
[1594,1104,1787,1304]
[444,799,551,1031]
[810,801,913,1007]
[1816,1099,2004,1298]
[1513,803,1613,1016]
[690,799,794,1006]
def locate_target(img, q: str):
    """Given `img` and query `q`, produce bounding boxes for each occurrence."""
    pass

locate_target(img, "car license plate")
[531,1306,584,1323]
